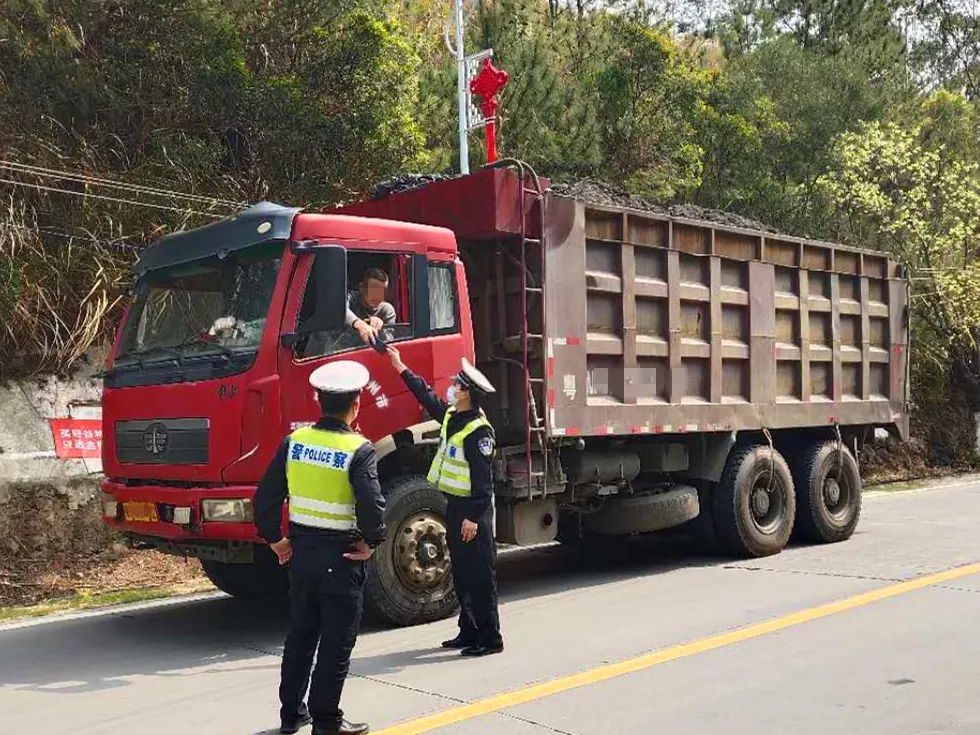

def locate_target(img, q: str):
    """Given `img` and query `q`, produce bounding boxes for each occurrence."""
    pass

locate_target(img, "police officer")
[254,361,385,735]
[386,347,503,656]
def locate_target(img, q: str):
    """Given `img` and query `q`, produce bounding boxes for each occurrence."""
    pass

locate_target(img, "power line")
[1,222,141,249]
[0,176,225,218]
[0,160,245,208]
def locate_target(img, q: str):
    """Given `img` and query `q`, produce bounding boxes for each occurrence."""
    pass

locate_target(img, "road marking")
[374,561,980,735]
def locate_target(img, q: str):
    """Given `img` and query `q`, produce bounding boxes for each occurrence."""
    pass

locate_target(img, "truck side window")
[428,263,458,333]
[296,252,413,359]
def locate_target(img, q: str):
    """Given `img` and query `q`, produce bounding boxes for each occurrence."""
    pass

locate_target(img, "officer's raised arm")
[386,345,449,422]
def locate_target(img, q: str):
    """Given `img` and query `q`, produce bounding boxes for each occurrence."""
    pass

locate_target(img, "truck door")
[278,248,434,442]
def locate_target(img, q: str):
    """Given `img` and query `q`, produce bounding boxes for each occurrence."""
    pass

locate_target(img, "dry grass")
[0,545,212,609]
[0,196,132,378]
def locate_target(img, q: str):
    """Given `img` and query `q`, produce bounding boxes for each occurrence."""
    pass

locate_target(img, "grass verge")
[0,581,213,623]
[865,471,980,494]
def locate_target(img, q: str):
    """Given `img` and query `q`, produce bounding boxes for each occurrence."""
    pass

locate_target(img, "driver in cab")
[346,267,395,344]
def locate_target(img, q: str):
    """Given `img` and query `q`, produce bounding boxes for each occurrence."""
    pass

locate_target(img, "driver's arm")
[344,291,361,329]
[378,301,397,325]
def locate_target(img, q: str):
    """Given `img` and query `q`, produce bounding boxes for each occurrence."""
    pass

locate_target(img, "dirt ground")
[0,545,211,608]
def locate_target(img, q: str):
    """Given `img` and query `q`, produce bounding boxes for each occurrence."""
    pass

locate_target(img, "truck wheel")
[686,481,721,554]
[365,475,458,626]
[556,511,631,562]
[200,546,287,597]
[714,444,796,558]
[556,509,585,547]
[791,441,861,543]
[582,486,700,535]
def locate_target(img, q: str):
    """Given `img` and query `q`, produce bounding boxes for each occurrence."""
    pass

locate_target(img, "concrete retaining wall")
[0,352,109,562]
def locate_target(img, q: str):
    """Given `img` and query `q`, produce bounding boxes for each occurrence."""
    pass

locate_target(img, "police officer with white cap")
[254,360,385,735]
[387,347,503,656]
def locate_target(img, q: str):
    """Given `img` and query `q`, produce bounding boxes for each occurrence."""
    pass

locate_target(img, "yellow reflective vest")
[427,409,492,497]
[286,426,367,531]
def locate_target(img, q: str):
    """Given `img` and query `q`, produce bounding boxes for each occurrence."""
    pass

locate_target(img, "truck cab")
[102,202,470,613]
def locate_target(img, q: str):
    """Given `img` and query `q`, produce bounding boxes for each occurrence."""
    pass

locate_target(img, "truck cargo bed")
[543,195,909,440]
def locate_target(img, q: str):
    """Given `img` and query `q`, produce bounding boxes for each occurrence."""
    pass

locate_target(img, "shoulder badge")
[477,436,495,457]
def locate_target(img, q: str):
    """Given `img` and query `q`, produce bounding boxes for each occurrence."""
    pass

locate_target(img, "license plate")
[123,502,159,523]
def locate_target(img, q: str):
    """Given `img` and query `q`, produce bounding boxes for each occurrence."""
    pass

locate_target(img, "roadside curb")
[0,590,226,632]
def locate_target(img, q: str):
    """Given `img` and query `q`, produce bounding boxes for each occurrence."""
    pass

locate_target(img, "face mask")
[446,385,457,405]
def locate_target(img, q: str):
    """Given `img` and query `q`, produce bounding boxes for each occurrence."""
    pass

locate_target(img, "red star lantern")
[469,58,509,163]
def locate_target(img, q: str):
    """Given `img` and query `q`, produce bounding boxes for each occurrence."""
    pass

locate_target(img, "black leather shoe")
[460,642,504,657]
[441,634,477,649]
[312,720,369,735]
[281,704,312,733]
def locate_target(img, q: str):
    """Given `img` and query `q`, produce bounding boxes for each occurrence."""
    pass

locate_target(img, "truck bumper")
[100,479,264,543]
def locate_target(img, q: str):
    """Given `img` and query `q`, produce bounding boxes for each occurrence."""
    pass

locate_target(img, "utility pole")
[453,0,470,175]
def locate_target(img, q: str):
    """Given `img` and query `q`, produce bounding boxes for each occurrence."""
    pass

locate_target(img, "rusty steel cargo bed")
[542,195,909,441]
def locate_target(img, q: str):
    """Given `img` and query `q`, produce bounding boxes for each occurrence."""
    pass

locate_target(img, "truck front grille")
[115,418,209,465]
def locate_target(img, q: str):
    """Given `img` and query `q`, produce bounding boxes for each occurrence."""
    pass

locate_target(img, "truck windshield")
[116,244,282,363]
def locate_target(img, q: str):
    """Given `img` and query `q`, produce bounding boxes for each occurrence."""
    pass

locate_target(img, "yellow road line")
[374,561,980,735]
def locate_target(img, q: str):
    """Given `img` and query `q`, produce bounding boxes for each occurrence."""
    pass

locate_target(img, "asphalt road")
[1,480,977,735]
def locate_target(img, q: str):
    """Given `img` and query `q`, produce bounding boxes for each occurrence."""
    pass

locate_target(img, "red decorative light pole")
[469,58,509,164]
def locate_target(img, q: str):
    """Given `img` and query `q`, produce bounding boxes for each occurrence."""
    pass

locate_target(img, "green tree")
[594,20,709,198]
[695,37,890,233]
[819,94,980,404]
[0,0,429,375]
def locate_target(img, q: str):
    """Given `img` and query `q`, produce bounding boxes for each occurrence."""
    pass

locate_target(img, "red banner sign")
[50,419,103,459]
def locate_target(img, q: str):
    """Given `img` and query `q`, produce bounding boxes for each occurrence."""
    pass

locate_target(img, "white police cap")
[309,360,370,394]
[456,357,496,395]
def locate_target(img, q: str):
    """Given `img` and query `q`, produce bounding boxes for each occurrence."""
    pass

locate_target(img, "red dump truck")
[100,164,909,625]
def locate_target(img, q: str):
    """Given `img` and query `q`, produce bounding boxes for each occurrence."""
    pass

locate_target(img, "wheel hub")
[420,541,439,562]
[748,471,786,536]
[824,477,842,506]
[394,512,451,593]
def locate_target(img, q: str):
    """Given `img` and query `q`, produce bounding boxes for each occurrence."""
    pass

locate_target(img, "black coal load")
[369,173,777,234]
[371,173,456,199]
[551,179,777,233]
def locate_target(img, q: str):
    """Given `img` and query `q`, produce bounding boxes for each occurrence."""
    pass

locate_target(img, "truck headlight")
[201,499,253,522]
[101,492,119,519]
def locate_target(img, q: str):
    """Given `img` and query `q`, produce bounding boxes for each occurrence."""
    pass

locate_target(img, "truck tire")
[714,444,796,558]
[685,481,722,554]
[200,546,287,598]
[365,475,458,626]
[791,441,861,543]
[556,509,585,547]
[582,486,700,536]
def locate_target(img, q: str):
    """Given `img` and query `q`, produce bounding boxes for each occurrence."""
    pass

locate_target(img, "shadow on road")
[0,532,727,694]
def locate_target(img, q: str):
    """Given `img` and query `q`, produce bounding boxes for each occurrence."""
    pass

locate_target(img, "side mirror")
[296,244,348,333]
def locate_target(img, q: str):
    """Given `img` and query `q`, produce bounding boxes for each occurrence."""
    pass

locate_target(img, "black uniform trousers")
[279,534,366,730]
[446,498,502,647]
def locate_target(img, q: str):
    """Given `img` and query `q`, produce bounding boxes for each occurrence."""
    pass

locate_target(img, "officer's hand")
[270,537,292,565]
[354,319,377,344]
[343,540,374,561]
[461,519,478,543]
[387,345,407,373]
